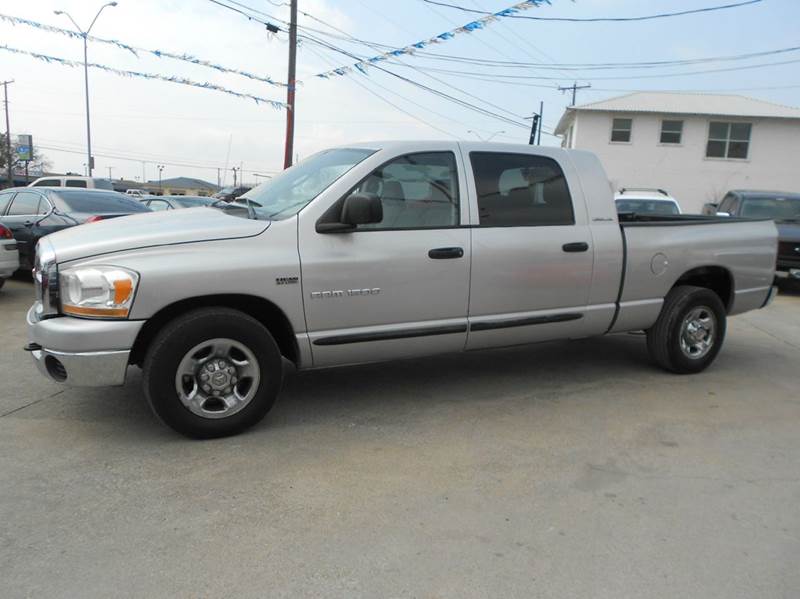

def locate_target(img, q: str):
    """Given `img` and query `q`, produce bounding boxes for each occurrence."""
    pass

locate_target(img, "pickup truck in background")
[26,142,778,438]
[704,189,800,282]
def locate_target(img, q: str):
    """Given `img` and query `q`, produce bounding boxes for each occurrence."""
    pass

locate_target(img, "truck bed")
[609,216,778,334]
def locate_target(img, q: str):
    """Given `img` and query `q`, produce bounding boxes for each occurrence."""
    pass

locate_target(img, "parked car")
[28,176,114,190]
[0,187,150,271]
[25,141,777,438]
[0,223,19,290]
[125,189,150,198]
[142,195,222,211]
[615,188,681,215]
[212,185,251,202]
[705,190,800,281]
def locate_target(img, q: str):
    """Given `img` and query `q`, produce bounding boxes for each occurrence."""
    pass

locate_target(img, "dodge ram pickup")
[26,142,779,438]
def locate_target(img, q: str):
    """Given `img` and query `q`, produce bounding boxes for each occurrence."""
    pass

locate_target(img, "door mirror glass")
[341,193,383,225]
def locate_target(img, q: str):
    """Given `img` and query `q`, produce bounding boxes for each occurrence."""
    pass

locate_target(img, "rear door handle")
[428,247,464,259]
[562,242,589,253]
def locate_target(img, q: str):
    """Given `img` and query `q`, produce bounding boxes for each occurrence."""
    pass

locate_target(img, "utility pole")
[525,101,543,146]
[537,100,543,145]
[232,167,239,187]
[107,166,113,180]
[558,82,591,106]
[2,80,13,187]
[283,0,298,170]
[157,164,164,191]
[54,2,118,177]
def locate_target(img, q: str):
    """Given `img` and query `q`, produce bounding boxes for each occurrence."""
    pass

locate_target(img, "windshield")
[616,199,679,215]
[739,196,800,220]
[53,190,151,214]
[239,148,376,220]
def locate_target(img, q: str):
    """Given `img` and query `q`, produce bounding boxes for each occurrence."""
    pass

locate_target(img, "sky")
[2,0,800,186]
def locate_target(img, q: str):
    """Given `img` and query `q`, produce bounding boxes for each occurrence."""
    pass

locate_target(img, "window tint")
[660,120,683,144]
[65,179,87,188]
[471,152,574,227]
[616,199,679,215]
[346,152,459,230]
[0,191,14,214]
[610,118,632,142]
[33,179,60,187]
[53,190,150,213]
[7,191,43,215]
[707,121,751,159]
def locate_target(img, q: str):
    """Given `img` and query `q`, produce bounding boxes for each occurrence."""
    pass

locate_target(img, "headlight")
[59,266,139,319]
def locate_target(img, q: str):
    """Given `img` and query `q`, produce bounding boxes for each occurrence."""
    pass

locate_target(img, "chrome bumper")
[26,304,142,387]
[29,346,131,387]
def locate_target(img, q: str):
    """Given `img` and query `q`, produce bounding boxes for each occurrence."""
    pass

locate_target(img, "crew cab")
[25,142,778,438]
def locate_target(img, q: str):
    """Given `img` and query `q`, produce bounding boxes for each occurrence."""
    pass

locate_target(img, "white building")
[555,92,800,212]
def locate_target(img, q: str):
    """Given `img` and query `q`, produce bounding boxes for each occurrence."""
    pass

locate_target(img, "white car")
[615,188,681,216]
[28,176,114,190]
[125,189,149,198]
[0,222,20,290]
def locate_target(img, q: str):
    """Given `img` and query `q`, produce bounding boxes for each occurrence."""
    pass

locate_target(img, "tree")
[0,133,52,180]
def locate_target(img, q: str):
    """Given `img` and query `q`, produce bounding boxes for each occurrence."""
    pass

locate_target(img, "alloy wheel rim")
[679,306,716,360]
[174,338,260,419]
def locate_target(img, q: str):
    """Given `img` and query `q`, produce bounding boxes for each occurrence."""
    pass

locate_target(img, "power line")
[421,0,763,22]
[300,32,530,130]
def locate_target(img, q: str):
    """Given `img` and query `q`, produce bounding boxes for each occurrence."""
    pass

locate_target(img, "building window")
[660,120,683,144]
[706,121,751,159]
[610,118,632,143]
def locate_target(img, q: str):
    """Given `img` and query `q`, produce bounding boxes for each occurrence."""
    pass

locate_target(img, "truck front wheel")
[646,285,727,374]
[143,307,283,438]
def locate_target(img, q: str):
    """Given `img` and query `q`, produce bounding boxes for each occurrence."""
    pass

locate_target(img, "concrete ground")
[0,277,798,599]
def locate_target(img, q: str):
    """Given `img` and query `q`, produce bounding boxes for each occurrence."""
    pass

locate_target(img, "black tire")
[143,307,283,438]
[646,285,727,374]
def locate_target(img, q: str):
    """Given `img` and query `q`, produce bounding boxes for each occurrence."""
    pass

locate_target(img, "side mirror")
[342,193,382,225]
[317,193,383,233]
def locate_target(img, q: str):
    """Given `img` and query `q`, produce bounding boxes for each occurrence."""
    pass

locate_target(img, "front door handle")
[562,242,589,253]
[428,247,464,259]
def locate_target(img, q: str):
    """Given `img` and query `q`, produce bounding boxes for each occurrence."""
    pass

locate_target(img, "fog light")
[45,356,67,382]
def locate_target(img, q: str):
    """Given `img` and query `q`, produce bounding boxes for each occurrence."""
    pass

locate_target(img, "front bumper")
[0,245,19,278]
[26,304,143,387]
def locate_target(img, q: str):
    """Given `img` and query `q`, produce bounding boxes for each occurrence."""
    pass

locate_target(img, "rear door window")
[7,191,43,215]
[65,180,88,188]
[470,152,575,227]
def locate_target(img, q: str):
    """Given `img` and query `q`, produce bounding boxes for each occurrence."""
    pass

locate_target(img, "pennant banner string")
[0,12,287,88]
[313,0,550,80]
[0,45,288,109]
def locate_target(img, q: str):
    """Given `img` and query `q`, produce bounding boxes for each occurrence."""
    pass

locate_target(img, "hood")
[776,221,800,242]
[46,207,270,264]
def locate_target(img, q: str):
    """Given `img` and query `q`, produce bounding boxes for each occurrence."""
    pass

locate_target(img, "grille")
[778,241,800,258]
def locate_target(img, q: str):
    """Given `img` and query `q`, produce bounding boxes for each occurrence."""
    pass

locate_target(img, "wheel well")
[129,294,299,367]
[673,266,734,312]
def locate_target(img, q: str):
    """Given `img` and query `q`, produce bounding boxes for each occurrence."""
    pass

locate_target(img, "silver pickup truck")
[26,141,778,438]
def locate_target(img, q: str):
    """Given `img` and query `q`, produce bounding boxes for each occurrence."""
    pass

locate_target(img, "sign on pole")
[16,134,33,161]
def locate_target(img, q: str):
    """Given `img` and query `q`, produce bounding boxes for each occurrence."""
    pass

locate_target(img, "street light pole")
[54,2,118,177]
[157,165,165,192]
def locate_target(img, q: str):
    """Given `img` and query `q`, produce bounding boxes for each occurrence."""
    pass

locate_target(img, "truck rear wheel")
[646,285,726,374]
[143,307,283,438]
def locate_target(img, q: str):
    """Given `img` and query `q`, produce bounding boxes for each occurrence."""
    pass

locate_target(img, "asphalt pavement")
[1,277,798,598]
